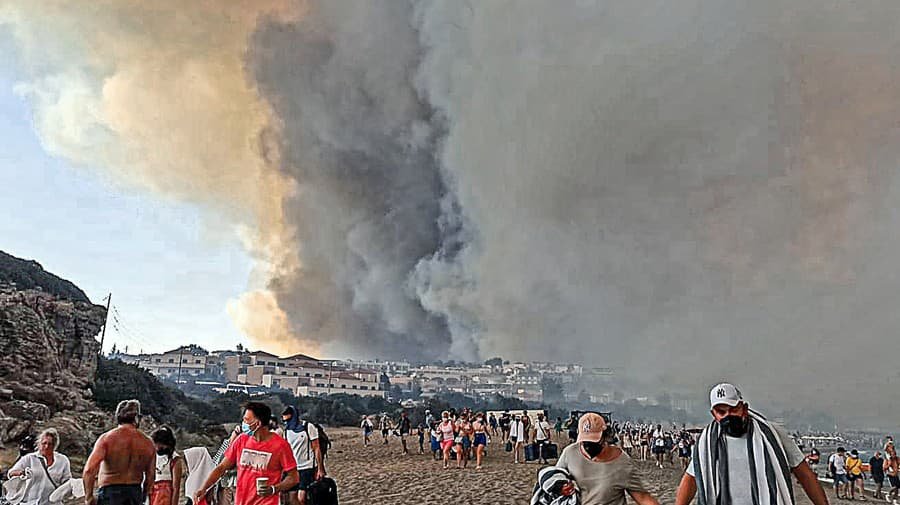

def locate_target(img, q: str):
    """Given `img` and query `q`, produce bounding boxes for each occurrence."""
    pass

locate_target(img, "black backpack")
[303,422,331,459]
[307,477,338,505]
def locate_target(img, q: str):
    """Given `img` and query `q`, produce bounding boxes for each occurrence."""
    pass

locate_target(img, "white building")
[336,358,410,374]
[136,345,209,379]
[295,371,385,398]
[222,350,385,399]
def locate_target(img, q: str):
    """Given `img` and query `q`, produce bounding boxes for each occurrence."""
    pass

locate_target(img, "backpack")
[303,422,331,459]
[306,477,338,505]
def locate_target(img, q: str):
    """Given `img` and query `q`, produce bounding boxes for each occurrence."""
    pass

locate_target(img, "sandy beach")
[325,427,845,505]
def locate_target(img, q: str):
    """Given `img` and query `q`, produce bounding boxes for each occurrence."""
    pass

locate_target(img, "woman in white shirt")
[509,415,526,464]
[150,427,184,505]
[8,428,72,505]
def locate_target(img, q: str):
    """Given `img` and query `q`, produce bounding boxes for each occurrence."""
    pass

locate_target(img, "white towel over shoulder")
[693,410,794,505]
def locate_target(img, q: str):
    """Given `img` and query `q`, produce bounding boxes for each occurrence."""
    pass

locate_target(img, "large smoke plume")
[5,0,900,418]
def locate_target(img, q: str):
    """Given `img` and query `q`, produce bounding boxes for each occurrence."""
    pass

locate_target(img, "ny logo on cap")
[716,388,726,398]
[582,421,591,432]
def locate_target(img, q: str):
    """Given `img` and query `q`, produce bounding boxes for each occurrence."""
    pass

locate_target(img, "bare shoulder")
[138,432,155,451]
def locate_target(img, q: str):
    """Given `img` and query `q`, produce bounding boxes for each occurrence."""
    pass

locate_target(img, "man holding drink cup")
[194,403,299,505]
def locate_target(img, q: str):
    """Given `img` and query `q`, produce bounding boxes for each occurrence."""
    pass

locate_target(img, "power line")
[107,304,157,352]
[110,306,154,346]
[110,320,149,352]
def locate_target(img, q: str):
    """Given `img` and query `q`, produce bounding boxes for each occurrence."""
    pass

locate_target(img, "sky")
[0,28,253,355]
[4,1,900,427]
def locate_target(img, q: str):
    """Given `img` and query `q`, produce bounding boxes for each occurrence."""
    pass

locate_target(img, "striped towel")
[693,410,795,505]
[531,466,580,505]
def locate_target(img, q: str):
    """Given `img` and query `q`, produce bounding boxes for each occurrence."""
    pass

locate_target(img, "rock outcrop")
[0,288,106,412]
[0,251,221,461]
[0,251,108,454]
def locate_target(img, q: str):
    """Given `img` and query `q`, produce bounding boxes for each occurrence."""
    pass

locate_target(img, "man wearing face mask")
[194,402,299,505]
[675,383,829,505]
[280,406,325,505]
[556,413,659,505]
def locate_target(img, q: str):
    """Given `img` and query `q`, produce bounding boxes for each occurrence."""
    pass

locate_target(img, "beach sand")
[325,427,845,505]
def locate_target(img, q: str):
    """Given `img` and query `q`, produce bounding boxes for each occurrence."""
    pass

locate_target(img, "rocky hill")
[0,251,110,457]
[0,289,106,411]
[0,251,91,303]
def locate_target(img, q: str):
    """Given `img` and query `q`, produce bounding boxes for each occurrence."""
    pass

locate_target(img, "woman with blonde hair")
[7,428,72,505]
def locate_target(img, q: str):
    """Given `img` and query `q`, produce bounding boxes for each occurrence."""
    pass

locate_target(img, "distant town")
[107,344,697,411]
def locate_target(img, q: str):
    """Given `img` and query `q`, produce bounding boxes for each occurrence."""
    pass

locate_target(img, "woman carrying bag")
[7,429,71,505]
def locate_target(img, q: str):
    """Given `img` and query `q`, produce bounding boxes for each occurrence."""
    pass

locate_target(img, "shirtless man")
[83,400,156,505]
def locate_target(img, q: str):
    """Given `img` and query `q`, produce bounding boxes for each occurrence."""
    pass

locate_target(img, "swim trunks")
[98,484,143,505]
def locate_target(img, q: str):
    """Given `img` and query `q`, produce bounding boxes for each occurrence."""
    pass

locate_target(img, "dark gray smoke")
[252,1,900,422]
[249,1,456,359]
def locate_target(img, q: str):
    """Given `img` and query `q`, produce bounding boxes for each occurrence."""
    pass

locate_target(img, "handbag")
[505,440,513,452]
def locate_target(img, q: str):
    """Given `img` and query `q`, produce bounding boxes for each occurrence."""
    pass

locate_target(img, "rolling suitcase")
[525,443,539,462]
[544,443,559,460]
[307,477,338,505]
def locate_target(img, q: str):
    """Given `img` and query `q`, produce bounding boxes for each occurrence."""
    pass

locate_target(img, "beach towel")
[48,478,85,503]
[693,410,794,505]
[184,447,216,501]
[530,466,580,505]
[2,469,33,505]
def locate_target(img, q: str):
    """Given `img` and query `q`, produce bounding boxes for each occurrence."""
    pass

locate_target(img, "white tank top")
[155,453,178,481]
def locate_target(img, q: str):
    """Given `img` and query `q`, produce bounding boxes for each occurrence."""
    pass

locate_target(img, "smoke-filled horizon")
[4,0,900,422]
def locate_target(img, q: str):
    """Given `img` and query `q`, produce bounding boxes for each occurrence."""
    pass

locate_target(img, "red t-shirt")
[225,433,297,505]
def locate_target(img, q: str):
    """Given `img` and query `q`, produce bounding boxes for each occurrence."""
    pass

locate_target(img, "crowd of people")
[614,422,696,471]
[3,384,897,505]
[358,408,559,469]
[823,442,900,502]
[1,399,333,505]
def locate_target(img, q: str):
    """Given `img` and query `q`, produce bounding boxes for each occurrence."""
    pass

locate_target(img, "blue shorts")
[431,439,440,451]
[461,437,472,449]
[834,474,849,485]
[474,433,487,447]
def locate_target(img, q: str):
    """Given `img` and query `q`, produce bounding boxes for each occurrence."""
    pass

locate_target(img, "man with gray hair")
[83,399,156,505]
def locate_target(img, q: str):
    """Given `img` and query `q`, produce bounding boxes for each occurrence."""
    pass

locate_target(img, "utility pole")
[328,361,333,392]
[177,345,185,385]
[98,293,112,356]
